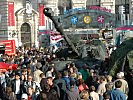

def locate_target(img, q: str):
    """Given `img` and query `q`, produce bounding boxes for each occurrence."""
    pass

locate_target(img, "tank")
[43,8,106,69]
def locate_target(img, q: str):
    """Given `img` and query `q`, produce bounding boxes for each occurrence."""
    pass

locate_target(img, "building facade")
[0,0,133,48]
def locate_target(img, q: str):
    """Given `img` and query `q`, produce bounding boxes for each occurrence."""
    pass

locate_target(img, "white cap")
[116,73,122,79]
[119,72,124,77]
[21,93,28,99]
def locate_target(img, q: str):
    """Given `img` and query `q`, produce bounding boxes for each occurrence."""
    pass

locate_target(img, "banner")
[8,2,15,26]
[39,4,45,26]
[0,40,16,55]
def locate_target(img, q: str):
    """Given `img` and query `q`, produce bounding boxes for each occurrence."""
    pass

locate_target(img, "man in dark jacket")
[54,72,66,100]
[65,80,80,100]
[11,72,24,100]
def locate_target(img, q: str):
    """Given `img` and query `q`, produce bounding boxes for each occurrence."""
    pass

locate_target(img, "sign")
[0,40,16,55]
[88,6,111,13]
[8,2,15,26]
[97,15,104,23]
[39,4,45,26]
[71,16,78,25]
[84,16,91,24]
[39,30,63,47]
[64,8,85,15]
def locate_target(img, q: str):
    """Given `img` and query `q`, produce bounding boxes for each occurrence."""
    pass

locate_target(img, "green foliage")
[108,38,133,76]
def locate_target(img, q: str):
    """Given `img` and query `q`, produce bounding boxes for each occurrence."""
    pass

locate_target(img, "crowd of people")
[0,47,133,100]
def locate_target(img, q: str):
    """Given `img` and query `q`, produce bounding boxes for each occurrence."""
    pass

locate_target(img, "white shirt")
[90,91,99,100]
[15,80,20,94]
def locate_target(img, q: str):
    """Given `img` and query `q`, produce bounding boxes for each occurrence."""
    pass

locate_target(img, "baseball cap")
[21,93,28,99]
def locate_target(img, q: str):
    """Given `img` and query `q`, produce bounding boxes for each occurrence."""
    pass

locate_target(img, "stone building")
[0,0,132,48]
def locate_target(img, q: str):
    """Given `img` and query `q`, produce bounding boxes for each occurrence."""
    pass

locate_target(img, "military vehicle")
[43,8,106,70]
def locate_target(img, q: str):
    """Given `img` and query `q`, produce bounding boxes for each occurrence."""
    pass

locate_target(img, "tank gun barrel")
[43,8,80,56]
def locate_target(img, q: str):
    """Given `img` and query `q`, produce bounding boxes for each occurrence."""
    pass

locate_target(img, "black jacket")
[11,79,24,95]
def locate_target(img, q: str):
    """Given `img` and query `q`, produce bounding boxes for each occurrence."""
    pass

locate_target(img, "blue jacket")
[110,88,126,100]
[62,76,70,89]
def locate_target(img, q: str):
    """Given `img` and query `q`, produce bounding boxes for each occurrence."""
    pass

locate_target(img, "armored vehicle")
[43,8,106,69]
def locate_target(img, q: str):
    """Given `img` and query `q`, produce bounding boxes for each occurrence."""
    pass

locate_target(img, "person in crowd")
[27,67,33,76]
[93,76,100,91]
[27,86,37,100]
[21,69,27,81]
[76,72,82,80]
[103,92,110,100]
[106,75,113,90]
[46,66,54,78]
[54,72,66,100]
[77,79,88,93]
[90,86,99,100]
[47,77,60,99]
[23,75,36,93]
[105,84,112,93]
[68,66,74,76]
[27,60,35,73]
[2,86,17,100]
[62,71,70,89]
[65,80,80,100]
[37,92,48,100]
[79,65,90,83]
[80,90,93,100]
[110,80,126,100]
[113,72,129,98]
[97,76,107,100]
[11,72,24,100]
[21,93,28,100]
[70,63,78,73]
[33,63,43,85]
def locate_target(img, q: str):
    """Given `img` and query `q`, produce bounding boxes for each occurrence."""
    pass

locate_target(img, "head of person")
[47,66,54,72]
[27,75,33,82]
[5,86,12,95]
[21,69,27,75]
[68,67,74,74]
[103,92,110,100]
[100,76,106,83]
[105,84,111,91]
[63,70,68,77]
[115,80,122,88]
[21,93,28,100]
[47,77,53,86]
[40,78,49,92]
[80,90,89,100]
[27,67,31,74]
[90,86,95,92]
[78,79,84,85]
[77,73,82,80]
[70,80,75,88]
[27,86,34,96]
[38,92,48,100]
[116,72,123,79]
[40,73,45,78]
[66,63,70,69]
[55,71,62,79]
[36,62,42,70]
[106,75,112,82]
[15,73,21,80]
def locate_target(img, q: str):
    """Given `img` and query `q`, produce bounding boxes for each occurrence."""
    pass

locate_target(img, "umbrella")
[0,62,18,72]
[0,62,10,70]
